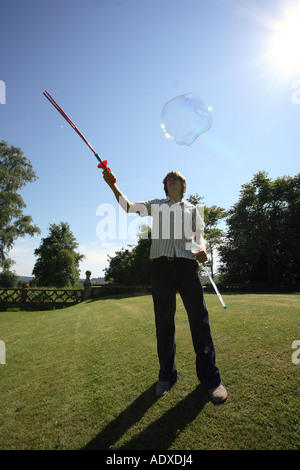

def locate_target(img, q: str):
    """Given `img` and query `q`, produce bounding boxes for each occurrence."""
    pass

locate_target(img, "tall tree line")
[0,141,40,286]
[0,142,84,288]
[104,172,299,287]
[1,141,299,288]
[219,171,300,286]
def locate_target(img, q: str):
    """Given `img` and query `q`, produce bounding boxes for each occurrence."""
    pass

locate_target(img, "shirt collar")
[166,196,185,204]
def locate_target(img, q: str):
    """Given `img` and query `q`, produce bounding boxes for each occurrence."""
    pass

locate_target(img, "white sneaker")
[208,384,228,403]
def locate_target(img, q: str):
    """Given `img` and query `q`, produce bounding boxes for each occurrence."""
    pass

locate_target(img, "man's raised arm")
[102,167,145,215]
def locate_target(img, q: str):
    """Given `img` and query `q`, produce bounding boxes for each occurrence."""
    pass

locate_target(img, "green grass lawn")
[0,292,299,450]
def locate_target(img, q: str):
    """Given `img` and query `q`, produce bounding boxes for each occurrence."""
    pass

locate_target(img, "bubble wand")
[191,243,227,309]
[43,90,116,182]
[202,266,227,309]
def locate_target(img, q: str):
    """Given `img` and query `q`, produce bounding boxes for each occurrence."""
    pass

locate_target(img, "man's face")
[166,174,182,198]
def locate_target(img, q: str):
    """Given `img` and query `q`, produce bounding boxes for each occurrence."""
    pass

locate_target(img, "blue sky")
[1,0,299,278]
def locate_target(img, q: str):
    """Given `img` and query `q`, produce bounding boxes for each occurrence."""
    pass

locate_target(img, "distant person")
[102,167,227,404]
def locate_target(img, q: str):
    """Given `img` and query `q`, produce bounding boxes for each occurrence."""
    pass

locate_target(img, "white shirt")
[138,197,204,260]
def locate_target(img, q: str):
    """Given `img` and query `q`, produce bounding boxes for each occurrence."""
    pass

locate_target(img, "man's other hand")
[193,249,207,264]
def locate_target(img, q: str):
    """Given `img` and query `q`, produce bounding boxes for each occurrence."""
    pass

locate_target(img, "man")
[102,167,227,404]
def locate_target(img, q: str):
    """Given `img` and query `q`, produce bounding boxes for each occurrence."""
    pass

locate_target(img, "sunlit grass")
[0,292,299,450]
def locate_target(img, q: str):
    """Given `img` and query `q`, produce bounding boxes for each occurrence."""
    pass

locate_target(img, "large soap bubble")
[161,93,212,146]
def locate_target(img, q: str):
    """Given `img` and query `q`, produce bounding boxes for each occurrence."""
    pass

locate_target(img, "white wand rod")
[191,243,227,309]
[202,265,227,309]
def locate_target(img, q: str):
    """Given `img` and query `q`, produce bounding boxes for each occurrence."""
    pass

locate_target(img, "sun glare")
[268,3,300,77]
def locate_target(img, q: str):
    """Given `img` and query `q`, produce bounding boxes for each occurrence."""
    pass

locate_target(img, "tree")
[104,225,152,285]
[32,222,85,287]
[187,193,227,278]
[131,225,152,284]
[104,246,136,285]
[0,141,40,271]
[0,270,18,288]
[219,171,300,286]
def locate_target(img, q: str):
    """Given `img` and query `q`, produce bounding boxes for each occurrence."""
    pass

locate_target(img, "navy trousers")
[151,256,221,389]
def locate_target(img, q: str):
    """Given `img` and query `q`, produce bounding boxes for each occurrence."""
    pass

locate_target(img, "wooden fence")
[0,286,85,308]
[2,280,297,309]
[0,276,150,308]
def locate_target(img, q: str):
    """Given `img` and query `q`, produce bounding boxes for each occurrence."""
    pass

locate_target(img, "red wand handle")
[97,160,116,184]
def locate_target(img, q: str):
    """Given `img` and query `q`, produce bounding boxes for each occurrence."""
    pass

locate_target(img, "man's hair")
[163,171,186,199]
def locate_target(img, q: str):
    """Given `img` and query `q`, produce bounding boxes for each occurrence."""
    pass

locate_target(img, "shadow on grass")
[82,383,209,450]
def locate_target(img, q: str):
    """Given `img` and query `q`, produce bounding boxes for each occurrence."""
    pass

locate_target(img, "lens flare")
[268,3,300,77]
